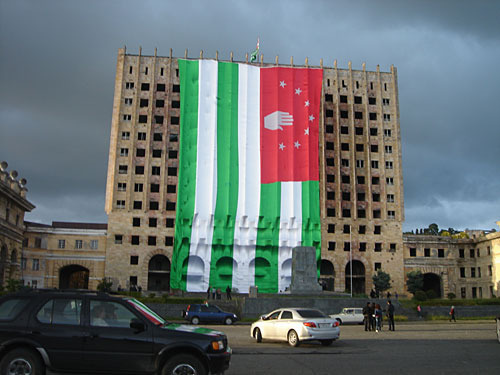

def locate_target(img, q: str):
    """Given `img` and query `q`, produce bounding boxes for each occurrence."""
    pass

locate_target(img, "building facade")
[403,226,500,299]
[22,222,107,290]
[0,161,35,287]
[104,48,405,294]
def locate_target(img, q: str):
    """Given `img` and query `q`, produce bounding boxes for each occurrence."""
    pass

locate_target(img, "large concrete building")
[0,161,35,287]
[104,48,405,294]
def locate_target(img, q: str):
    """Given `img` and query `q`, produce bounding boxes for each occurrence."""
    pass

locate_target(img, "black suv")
[0,290,231,375]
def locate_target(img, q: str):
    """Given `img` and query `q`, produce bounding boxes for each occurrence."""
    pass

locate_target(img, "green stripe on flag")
[209,62,240,289]
[301,181,322,278]
[255,182,281,293]
[172,60,200,290]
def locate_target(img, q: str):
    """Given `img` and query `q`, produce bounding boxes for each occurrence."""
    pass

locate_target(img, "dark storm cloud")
[1,0,499,232]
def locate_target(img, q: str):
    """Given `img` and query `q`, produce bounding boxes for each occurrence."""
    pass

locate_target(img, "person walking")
[374,304,383,332]
[207,285,211,300]
[369,302,376,331]
[211,286,216,299]
[226,286,232,300]
[417,304,423,319]
[386,300,395,331]
[363,302,371,331]
[449,305,456,322]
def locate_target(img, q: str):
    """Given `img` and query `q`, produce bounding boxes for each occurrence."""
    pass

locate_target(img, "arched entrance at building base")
[148,255,171,291]
[423,273,442,298]
[59,265,89,289]
[319,260,335,291]
[345,260,366,295]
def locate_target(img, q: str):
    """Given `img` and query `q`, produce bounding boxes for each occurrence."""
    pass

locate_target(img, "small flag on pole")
[250,38,260,62]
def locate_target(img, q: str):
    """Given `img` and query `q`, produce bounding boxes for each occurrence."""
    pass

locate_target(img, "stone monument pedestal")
[289,246,322,294]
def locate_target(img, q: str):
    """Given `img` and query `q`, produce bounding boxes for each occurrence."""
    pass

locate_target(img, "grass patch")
[427,315,497,321]
[398,298,500,308]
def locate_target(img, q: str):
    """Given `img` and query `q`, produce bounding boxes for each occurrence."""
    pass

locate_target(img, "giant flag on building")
[171,59,322,293]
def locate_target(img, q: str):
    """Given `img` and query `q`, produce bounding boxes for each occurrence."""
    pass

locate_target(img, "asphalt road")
[216,321,500,375]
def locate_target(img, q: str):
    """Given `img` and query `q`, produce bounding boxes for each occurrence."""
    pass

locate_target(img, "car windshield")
[126,298,166,326]
[296,309,327,318]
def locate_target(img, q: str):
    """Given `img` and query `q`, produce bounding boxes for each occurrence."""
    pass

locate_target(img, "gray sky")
[1,0,499,232]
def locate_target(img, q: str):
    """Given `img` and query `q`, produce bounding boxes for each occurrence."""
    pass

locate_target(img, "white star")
[304,100,310,107]
[279,143,285,151]
[295,88,302,95]
[309,115,315,122]
[294,140,301,149]
[304,128,310,135]
[279,80,286,88]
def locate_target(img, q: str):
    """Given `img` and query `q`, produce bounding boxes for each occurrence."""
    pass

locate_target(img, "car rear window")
[0,298,30,320]
[296,309,327,318]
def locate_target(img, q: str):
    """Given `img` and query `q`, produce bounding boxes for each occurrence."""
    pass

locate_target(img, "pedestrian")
[369,302,376,331]
[386,300,395,331]
[212,286,216,299]
[226,286,232,300]
[363,302,371,331]
[207,285,211,300]
[374,304,383,332]
[395,291,398,300]
[417,304,422,319]
[216,288,221,300]
[370,289,376,298]
[449,305,456,322]
[387,291,391,299]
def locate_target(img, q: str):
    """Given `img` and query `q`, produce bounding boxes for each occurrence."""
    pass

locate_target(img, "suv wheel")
[224,317,233,325]
[191,316,200,325]
[162,354,206,375]
[288,330,300,347]
[0,348,45,375]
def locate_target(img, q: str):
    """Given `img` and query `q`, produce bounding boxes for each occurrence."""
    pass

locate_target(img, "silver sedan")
[250,308,340,347]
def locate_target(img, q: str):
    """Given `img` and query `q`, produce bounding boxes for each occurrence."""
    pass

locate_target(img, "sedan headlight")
[211,340,225,351]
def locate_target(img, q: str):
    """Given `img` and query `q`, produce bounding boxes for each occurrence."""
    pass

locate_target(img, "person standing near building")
[374,304,383,332]
[386,300,395,331]
[369,302,376,331]
[207,285,211,300]
[363,302,371,331]
[417,304,423,319]
[226,286,232,300]
[449,305,456,322]
[211,286,216,299]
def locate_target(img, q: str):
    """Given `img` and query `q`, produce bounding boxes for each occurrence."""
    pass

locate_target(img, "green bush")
[414,290,427,301]
[447,292,456,300]
[425,290,438,300]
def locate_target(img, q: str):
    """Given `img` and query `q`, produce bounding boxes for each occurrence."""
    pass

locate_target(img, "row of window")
[23,238,98,250]
[127,65,179,78]
[329,159,395,170]
[124,98,180,109]
[325,110,391,122]
[459,247,491,258]
[325,94,390,106]
[325,175,395,186]
[125,82,180,93]
[327,224,391,235]
[119,148,178,159]
[20,258,39,271]
[326,142,392,153]
[325,208,396,219]
[460,266,493,278]
[114,235,173,247]
[325,79,391,92]
[409,247,493,258]
[121,131,178,142]
[326,126,393,138]
[117,182,177,194]
[122,114,179,125]
[116,200,176,211]
[327,192,395,203]
[131,217,174,228]
[117,165,177,176]
[327,241,397,252]
[409,248,446,258]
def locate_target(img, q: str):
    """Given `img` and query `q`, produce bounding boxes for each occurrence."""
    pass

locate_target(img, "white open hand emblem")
[264,111,293,131]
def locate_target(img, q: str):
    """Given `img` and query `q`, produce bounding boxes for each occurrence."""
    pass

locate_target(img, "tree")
[372,270,391,295]
[406,270,424,295]
[428,223,439,235]
[97,278,113,292]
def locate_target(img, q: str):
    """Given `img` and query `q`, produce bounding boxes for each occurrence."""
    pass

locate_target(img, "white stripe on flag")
[232,64,261,293]
[187,60,219,292]
[278,181,302,293]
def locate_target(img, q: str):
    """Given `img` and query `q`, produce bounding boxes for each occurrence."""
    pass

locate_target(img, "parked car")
[0,289,231,375]
[250,308,340,347]
[330,307,365,325]
[183,304,238,325]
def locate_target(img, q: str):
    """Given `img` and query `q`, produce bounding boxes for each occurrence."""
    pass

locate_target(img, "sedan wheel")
[224,317,233,325]
[191,316,200,325]
[254,328,262,343]
[288,330,300,347]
